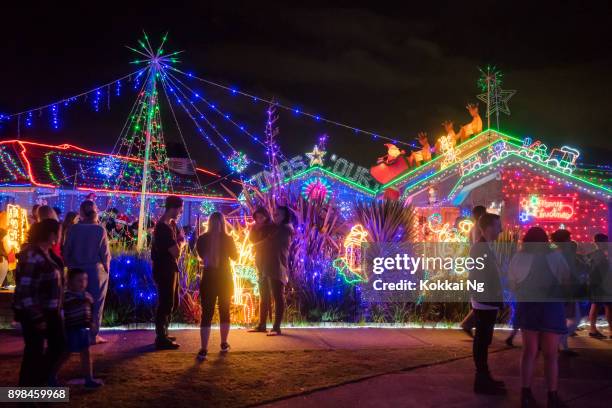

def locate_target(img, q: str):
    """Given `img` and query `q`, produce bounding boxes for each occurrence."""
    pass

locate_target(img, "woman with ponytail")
[195,212,237,361]
[63,200,111,345]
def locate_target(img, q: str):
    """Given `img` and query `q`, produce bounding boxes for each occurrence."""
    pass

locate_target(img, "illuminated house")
[382,130,612,241]
[247,131,611,241]
[0,140,238,224]
[249,147,381,215]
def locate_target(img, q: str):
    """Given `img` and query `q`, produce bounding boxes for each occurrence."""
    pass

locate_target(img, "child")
[62,268,103,388]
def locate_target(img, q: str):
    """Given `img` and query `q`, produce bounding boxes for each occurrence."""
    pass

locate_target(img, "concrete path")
[1,327,610,407]
[261,332,612,408]
[1,326,472,355]
[1,326,609,355]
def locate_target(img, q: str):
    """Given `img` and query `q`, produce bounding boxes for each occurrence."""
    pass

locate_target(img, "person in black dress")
[195,212,237,361]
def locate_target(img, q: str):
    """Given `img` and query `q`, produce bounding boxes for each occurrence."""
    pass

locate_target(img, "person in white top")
[468,213,506,395]
[460,206,488,338]
[507,227,569,408]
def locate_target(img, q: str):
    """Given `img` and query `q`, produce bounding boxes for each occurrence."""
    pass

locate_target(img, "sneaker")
[155,338,180,350]
[589,330,606,339]
[220,342,231,353]
[167,336,177,341]
[196,349,207,361]
[267,328,282,336]
[84,379,104,389]
[248,326,267,333]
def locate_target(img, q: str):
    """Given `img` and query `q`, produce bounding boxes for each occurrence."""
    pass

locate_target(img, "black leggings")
[200,276,233,327]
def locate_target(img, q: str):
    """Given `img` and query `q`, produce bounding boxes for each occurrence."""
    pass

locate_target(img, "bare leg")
[50,352,72,384]
[80,349,93,381]
[561,303,579,350]
[461,309,474,328]
[220,323,230,345]
[540,332,561,392]
[520,330,539,388]
[589,303,599,333]
[200,326,211,351]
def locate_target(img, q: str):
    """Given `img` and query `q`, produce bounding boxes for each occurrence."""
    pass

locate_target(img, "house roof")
[0,139,240,201]
[384,130,612,202]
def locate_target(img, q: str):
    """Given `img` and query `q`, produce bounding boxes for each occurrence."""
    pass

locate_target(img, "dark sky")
[1,1,611,174]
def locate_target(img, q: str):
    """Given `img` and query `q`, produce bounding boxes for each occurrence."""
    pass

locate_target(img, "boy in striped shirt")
[61,268,103,388]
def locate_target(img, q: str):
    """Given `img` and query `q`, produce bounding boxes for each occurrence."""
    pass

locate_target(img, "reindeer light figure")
[457,103,483,142]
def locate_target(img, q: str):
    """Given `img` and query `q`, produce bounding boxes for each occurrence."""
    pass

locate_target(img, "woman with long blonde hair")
[195,211,237,361]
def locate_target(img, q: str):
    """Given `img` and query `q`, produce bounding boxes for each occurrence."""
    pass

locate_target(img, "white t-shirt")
[508,250,569,288]
[471,241,500,310]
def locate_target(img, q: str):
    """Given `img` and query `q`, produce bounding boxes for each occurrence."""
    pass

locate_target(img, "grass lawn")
[0,345,474,407]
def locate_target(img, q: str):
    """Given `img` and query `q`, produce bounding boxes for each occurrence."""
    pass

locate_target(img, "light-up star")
[306,145,326,166]
[477,88,516,116]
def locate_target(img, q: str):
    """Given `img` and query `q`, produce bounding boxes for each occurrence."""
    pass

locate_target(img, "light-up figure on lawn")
[333,224,369,284]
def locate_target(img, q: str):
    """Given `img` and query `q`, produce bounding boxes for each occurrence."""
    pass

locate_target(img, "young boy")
[63,268,103,388]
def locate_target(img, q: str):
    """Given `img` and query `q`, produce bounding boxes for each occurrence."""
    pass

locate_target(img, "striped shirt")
[63,290,92,328]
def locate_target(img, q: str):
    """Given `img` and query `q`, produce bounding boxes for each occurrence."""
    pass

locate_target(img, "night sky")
[2,2,611,175]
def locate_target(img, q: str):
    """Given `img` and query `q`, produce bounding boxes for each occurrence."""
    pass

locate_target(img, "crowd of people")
[8,196,611,404]
[463,206,611,408]
[12,201,110,388]
[10,194,296,388]
[149,195,294,359]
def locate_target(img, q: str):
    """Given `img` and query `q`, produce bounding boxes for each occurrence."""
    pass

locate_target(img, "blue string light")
[50,104,59,129]
[92,88,102,112]
[168,65,420,150]
[108,253,157,309]
[164,70,267,149]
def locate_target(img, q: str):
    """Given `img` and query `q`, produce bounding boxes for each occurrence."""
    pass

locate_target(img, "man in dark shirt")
[151,196,185,349]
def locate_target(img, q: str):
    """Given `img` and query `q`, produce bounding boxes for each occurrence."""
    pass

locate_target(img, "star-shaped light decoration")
[306,145,326,167]
[477,88,516,116]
